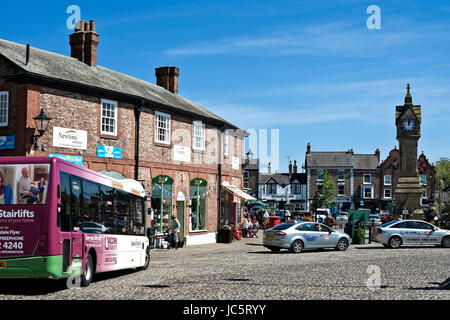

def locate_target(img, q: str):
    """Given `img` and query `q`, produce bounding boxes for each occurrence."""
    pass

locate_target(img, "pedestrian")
[263,210,269,229]
[242,214,252,237]
[169,215,180,249]
[324,213,335,228]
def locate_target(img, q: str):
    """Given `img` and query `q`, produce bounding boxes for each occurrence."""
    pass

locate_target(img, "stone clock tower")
[393,84,423,219]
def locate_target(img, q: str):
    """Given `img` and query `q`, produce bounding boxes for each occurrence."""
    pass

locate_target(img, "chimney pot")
[306,143,311,154]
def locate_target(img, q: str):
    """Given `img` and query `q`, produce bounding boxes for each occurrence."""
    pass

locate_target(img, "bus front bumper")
[0,255,70,279]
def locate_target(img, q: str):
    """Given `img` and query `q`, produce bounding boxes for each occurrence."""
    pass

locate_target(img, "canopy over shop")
[220,181,256,227]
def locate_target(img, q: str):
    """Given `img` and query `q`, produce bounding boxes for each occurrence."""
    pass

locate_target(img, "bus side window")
[116,191,131,235]
[60,173,72,232]
[101,186,115,233]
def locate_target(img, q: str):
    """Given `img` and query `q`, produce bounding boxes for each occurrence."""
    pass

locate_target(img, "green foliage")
[317,170,336,209]
[354,227,365,239]
[436,157,450,191]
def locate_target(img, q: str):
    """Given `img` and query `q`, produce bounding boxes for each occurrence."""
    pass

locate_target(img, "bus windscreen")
[0,164,50,205]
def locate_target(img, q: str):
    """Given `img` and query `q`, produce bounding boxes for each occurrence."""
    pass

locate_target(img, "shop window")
[190,178,207,231]
[151,175,173,235]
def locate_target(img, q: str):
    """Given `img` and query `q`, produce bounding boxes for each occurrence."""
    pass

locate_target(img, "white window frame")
[362,186,373,199]
[317,169,324,181]
[363,174,372,184]
[338,183,345,196]
[100,99,118,136]
[193,121,206,151]
[384,175,392,186]
[155,111,171,145]
[384,188,392,199]
[0,91,9,127]
[423,189,427,199]
[338,170,345,181]
[223,130,229,157]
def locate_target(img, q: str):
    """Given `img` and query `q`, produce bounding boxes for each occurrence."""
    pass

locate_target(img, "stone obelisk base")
[393,176,423,220]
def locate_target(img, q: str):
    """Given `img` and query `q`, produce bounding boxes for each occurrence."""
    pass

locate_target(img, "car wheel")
[441,236,450,248]
[388,236,402,249]
[335,238,349,251]
[81,254,94,287]
[269,247,281,253]
[289,240,304,253]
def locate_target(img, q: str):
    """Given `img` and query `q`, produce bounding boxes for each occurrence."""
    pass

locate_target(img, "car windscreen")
[271,223,295,230]
[380,220,398,228]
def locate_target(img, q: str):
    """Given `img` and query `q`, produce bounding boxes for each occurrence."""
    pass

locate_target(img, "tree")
[436,158,450,191]
[436,157,450,213]
[318,170,336,209]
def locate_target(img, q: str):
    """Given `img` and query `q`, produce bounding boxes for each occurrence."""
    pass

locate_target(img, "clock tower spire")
[393,84,423,219]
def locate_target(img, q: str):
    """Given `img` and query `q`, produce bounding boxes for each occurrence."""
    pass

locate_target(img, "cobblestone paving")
[1,232,449,300]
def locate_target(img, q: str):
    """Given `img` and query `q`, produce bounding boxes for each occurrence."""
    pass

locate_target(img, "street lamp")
[32,108,51,148]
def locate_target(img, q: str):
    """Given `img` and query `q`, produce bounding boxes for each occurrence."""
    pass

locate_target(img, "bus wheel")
[138,248,150,271]
[81,254,94,287]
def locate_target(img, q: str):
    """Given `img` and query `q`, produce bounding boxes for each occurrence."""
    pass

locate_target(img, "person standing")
[263,210,269,229]
[170,215,180,249]
[324,213,335,228]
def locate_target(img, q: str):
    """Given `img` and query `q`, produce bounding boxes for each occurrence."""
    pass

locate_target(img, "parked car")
[336,212,349,223]
[372,220,450,249]
[368,214,382,226]
[263,222,351,253]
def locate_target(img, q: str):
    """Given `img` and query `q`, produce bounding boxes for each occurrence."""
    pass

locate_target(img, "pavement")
[0,230,449,300]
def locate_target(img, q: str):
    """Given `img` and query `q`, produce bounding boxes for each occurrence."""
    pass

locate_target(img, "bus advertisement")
[0,157,149,287]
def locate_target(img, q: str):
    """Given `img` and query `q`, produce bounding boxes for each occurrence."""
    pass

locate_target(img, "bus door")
[70,177,84,260]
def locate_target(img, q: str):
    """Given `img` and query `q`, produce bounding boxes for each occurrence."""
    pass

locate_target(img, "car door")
[295,223,321,248]
[318,224,336,248]
[415,221,440,244]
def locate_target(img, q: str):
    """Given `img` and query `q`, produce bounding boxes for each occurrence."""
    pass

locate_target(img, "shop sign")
[97,145,122,159]
[53,127,87,150]
[173,145,191,163]
[49,153,83,166]
[0,135,14,150]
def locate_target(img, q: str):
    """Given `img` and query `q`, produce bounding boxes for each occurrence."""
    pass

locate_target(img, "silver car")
[263,222,351,253]
[372,220,450,249]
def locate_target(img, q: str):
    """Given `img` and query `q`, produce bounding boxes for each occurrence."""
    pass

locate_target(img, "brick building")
[0,20,249,246]
[305,143,381,213]
[379,147,436,212]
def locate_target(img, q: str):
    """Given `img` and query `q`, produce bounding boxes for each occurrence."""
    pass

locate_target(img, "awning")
[222,182,256,202]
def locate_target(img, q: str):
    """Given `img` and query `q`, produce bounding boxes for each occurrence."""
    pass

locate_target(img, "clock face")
[402,119,416,132]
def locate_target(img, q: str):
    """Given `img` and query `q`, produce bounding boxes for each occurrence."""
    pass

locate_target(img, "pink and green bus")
[0,157,149,287]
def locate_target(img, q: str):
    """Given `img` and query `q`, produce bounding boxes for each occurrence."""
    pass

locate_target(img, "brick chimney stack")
[306,143,311,154]
[375,148,380,162]
[294,160,298,174]
[156,67,180,94]
[69,20,99,67]
[289,161,293,176]
[268,162,271,174]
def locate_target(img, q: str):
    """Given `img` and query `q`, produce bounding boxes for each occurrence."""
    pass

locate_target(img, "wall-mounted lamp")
[32,108,51,149]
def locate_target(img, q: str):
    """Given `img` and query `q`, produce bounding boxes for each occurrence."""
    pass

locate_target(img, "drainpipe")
[134,102,143,181]
[217,127,224,231]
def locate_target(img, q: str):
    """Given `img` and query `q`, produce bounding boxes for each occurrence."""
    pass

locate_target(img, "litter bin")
[268,216,281,228]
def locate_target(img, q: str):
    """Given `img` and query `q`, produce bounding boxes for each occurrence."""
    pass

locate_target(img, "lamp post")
[32,108,51,149]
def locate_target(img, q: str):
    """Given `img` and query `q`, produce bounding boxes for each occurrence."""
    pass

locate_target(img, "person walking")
[169,215,180,249]
[263,210,269,229]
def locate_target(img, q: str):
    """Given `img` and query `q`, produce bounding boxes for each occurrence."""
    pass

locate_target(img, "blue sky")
[1,0,449,172]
